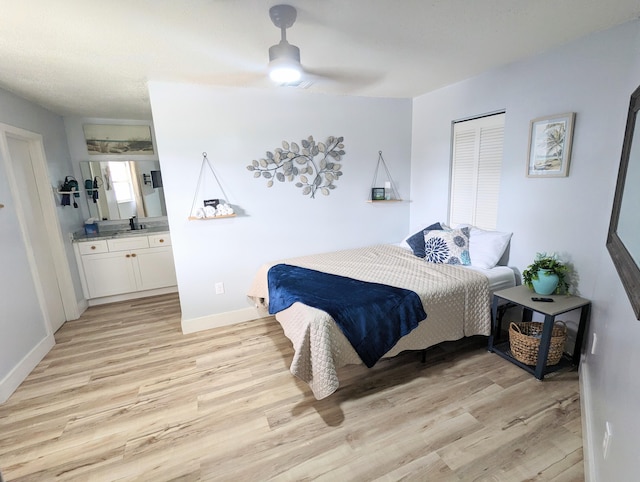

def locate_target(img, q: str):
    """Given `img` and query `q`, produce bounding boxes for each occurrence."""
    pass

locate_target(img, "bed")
[247,225,515,399]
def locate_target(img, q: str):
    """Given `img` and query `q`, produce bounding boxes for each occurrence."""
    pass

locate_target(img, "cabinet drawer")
[107,236,149,252]
[148,233,171,247]
[78,240,108,255]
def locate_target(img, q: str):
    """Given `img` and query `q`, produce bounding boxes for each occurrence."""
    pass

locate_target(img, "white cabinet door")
[82,251,138,298]
[134,247,178,291]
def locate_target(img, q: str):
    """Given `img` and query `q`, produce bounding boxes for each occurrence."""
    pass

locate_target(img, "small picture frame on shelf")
[371,187,386,201]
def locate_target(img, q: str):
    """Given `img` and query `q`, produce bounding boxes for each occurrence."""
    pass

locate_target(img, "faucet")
[129,216,138,230]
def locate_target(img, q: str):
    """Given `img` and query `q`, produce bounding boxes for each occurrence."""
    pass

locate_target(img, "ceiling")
[2,1,639,120]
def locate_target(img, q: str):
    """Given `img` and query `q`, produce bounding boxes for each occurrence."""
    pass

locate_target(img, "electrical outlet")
[602,421,612,459]
[215,282,225,295]
[591,333,598,355]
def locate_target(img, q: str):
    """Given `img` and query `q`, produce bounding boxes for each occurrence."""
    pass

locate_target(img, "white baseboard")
[580,360,596,482]
[181,306,264,334]
[0,334,55,404]
[75,298,89,318]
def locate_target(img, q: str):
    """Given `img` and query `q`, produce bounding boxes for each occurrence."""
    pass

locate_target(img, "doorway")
[0,124,78,332]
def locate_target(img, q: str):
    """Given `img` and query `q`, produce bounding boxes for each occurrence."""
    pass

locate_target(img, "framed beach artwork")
[526,112,575,177]
[83,123,155,156]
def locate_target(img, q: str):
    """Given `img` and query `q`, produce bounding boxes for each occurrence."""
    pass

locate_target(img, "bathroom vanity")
[73,227,177,304]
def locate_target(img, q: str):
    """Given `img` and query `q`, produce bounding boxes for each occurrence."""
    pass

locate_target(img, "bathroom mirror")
[607,83,640,320]
[79,160,167,221]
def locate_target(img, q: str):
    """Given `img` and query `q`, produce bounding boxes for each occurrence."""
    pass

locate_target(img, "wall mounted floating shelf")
[189,152,237,221]
[368,151,401,202]
[188,214,236,221]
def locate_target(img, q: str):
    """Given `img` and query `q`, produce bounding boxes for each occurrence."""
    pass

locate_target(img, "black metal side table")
[488,285,591,380]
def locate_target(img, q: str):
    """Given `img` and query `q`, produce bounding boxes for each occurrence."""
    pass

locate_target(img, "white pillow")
[467,226,512,269]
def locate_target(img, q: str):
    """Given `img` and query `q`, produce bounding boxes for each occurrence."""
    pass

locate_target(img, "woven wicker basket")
[508,321,567,366]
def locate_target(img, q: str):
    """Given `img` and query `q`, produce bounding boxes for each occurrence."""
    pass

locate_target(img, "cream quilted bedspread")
[247,244,490,399]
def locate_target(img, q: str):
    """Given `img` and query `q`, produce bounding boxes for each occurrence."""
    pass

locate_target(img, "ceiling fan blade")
[303,67,384,90]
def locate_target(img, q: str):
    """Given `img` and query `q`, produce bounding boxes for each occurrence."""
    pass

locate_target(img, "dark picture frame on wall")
[83,123,155,156]
[526,112,575,178]
[371,187,385,201]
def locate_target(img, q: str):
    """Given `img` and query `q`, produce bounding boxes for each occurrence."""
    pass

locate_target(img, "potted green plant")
[522,252,570,295]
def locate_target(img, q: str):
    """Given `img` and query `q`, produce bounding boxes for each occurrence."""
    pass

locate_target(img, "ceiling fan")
[267,4,303,83]
[263,4,380,90]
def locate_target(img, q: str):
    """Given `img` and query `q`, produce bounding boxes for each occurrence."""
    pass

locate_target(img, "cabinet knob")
[126,254,131,258]
[159,239,164,243]
[91,245,96,250]
[131,253,137,257]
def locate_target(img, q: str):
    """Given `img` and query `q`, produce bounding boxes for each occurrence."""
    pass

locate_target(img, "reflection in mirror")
[79,160,167,221]
[607,83,640,319]
[617,120,640,266]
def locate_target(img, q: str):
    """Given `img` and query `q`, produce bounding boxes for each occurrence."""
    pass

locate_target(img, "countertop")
[72,225,170,242]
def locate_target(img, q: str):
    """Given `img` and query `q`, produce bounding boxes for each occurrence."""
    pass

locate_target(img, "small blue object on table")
[84,223,99,235]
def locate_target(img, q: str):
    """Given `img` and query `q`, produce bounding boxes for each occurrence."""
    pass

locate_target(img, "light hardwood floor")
[0,293,583,481]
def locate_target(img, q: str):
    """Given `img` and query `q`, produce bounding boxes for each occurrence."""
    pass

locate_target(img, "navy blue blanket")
[267,264,427,367]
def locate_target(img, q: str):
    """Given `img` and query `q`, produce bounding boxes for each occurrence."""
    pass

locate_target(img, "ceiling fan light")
[268,54,302,83]
[269,62,302,83]
[268,40,301,83]
[267,6,304,85]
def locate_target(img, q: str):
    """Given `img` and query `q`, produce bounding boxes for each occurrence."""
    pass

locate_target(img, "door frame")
[0,123,79,329]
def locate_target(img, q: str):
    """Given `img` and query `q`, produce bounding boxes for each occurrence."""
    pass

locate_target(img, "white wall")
[148,83,412,330]
[411,20,640,479]
[0,88,84,401]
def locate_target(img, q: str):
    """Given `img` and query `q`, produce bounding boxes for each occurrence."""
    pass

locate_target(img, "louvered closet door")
[450,113,505,230]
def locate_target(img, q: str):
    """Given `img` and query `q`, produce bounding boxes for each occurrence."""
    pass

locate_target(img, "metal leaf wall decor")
[246,135,345,198]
